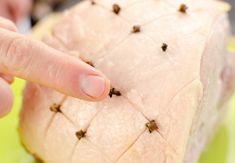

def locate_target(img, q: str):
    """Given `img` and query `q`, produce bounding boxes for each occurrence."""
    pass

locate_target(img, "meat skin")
[19,0,234,163]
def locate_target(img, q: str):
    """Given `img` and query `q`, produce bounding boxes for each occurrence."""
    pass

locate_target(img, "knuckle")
[3,38,32,73]
[47,62,64,84]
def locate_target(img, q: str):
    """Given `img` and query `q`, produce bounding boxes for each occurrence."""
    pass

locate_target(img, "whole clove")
[86,61,94,67]
[91,0,96,5]
[132,25,141,33]
[50,103,62,113]
[178,4,188,13]
[113,4,121,15]
[109,88,121,98]
[146,120,158,133]
[161,43,168,52]
[76,130,86,140]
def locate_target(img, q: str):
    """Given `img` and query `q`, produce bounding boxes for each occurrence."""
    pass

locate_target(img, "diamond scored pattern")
[44,0,216,162]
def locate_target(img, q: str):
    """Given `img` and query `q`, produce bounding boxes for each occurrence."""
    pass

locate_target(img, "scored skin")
[19,83,65,160]
[19,0,231,163]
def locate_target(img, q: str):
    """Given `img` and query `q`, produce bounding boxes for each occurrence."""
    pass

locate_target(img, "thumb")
[0,78,13,117]
[0,28,110,101]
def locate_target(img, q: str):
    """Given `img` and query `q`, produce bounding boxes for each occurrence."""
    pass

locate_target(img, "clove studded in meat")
[146,120,158,133]
[161,43,168,52]
[86,61,95,67]
[50,103,62,113]
[179,4,188,13]
[76,130,86,140]
[132,25,141,33]
[113,4,121,15]
[109,88,121,98]
[91,0,96,5]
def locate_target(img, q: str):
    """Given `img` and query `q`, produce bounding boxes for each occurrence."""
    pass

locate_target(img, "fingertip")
[72,60,111,101]
[38,51,111,101]
[95,77,111,101]
[79,74,110,100]
[0,78,14,118]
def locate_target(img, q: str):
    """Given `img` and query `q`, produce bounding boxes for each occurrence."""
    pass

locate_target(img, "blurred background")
[225,0,235,33]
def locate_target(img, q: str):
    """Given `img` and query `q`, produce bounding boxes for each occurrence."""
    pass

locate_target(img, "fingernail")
[80,75,106,98]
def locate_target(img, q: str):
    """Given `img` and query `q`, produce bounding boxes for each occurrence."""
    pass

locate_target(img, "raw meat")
[19,0,235,163]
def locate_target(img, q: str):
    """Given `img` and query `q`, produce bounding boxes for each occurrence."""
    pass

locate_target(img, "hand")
[0,0,32,23]
[0,17,110,117]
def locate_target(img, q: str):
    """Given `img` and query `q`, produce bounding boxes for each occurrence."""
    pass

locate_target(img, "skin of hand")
[0,0,32,23]
[0,17,110,117]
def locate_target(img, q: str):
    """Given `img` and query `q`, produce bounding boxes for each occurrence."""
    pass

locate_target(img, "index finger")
[0,28,110,101]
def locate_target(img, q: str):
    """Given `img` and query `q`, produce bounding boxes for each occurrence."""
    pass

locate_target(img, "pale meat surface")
[19,0,232,163]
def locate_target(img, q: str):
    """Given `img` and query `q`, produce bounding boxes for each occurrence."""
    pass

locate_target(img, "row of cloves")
[50,103,159,141]
[90,1,188,53]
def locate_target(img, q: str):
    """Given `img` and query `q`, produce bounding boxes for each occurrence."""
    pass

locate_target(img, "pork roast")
[19,0,235,163]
